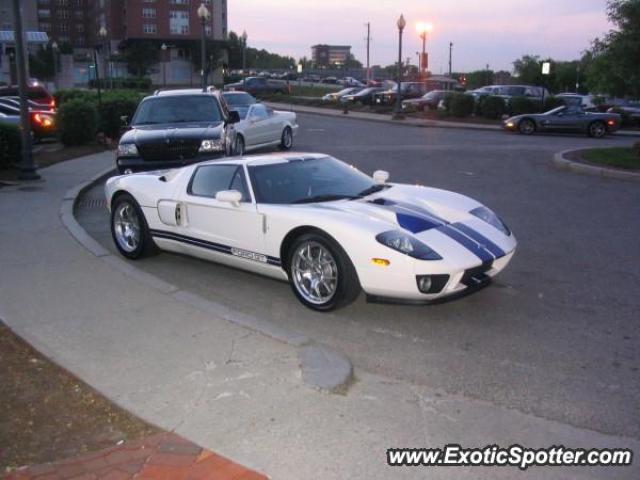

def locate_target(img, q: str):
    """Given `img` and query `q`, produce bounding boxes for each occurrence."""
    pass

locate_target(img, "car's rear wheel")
[279,126,293,150]
[234,135,245,156]
[518,118,536,135]
[287,233,360,311]
[588,121,606,138]
[111,193,157,260]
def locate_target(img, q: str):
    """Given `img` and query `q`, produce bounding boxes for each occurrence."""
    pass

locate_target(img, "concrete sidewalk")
[265,101,640,137]
[1,153,639,480]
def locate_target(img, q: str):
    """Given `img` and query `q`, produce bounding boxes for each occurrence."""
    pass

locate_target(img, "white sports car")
[222,91,298,155]
[105,153,516,311]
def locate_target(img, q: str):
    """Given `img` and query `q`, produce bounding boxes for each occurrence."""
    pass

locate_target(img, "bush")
[88,77,152,90]
[480,95,506,119]
[0,123,21,167]
[543,96,566,111]
[633,142,640,157]
[444,92,474,117]
[54,88,97,107]
[58,99,98,145]
[508,96,538,116]
[97,91,143,138]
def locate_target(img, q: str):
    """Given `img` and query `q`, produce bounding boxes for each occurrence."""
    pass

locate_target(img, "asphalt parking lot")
[77,113,640,440]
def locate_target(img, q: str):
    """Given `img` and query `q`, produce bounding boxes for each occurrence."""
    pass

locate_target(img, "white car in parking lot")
[105,153,516,311]
[223,92,298,155]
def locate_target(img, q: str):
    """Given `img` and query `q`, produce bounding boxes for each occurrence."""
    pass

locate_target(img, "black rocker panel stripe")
[149,229,282,266]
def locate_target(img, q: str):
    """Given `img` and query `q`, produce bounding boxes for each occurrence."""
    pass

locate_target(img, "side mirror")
[228,110,240,124]
[216,190,242,206]
[373,170,389,184]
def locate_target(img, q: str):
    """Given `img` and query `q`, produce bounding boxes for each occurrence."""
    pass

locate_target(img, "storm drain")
[77,198,107,209]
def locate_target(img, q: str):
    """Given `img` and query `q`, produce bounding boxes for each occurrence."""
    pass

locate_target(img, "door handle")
[175,204,182,225]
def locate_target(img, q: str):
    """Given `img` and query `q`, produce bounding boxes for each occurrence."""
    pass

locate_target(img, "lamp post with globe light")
[393,14,406,120]
[197,3,210,91]
[416,22,432,81]
[241,30,248,88]
[51,41,58,91]
[161,43,167,87]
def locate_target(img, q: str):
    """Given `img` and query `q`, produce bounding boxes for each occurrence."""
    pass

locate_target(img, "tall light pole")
[393,14,406,120]
[12,0,39,180]
[161,43,167,88]
[448,42,453,77]
[416,22,432,82]
[197,3,210,92]
[365,22,370,83]
[51,41,58,91]
[98,26,107,90]
[241,30,248,88]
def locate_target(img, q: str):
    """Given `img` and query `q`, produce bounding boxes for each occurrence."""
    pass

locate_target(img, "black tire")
[588,121,606,138]
[286,232,360,311]
[279,126,293,150]
[234,134,245,156]
[518,118,536,135]
[110,193,157,260]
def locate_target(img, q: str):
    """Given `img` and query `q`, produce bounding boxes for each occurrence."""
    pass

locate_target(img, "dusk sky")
[229,0,613,73]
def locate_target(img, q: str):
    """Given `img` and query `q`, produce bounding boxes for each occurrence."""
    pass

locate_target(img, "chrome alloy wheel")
[282,128,293,148]
[291,241,338,305]
[113,202,141,253]
[590,122,606,138]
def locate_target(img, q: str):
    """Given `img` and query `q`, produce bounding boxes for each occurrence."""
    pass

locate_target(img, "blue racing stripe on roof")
[438,225,494,263]
[452,222,506,258]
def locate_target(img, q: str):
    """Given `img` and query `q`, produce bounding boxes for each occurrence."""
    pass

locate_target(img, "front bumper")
[116,152,225,173]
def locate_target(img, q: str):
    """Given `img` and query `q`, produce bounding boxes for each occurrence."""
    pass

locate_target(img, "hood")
[121,122,224,145]
[299,184,480,233]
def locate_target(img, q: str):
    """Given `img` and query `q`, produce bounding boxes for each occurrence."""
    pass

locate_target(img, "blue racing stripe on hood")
[452,222,506,258]
[438,225,495,263]
[369,198,447,233]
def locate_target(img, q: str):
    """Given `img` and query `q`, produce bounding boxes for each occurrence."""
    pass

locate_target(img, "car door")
[246,104,271,145]
[263,106,282,144]
[545,109,583,132]
[178,163,264,258]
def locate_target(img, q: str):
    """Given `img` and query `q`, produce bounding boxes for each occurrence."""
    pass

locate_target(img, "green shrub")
[58,99,98,145]
[543,96,566,111]
[509,96,538,115]
[632,142,640,157]
[444,92,474,117]
[0,123,21,167]
[97,91,143,138]
[480,95,506,119]
[54,89,97,107]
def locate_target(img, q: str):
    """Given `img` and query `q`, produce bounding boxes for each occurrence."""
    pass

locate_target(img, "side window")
[251,104,268,120]
[189,165,250,201]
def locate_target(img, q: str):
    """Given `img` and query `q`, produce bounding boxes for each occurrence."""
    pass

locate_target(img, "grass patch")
[581,147,640,170]
[289,85,339,97]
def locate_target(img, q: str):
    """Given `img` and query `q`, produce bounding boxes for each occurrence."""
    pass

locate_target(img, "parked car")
[302,74,321,83]
[116,89,239,174]
[373,82,430,105]
[320,76,338,84]
[607,103,640,126]
[0,97,57,140]
[337,77,364,87]
[503,105,621,138]
[0,84,55,111]
[322,87,362,102]
[230,103,298,155]
[555,93,599,110]
[106,153,516,311]
[340,87,386,105]
[402,90,449,111]
[221,91,257,120]
[224,77,288,95]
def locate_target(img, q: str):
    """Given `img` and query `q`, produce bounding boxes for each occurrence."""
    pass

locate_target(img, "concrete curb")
[60,167,354,394]
[552,149,640,183]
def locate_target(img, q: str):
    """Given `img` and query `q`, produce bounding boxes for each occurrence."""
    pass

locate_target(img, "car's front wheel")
[234,135,245,156]
[279,126,293,150]
[287,233,360,311]
[110,193,157,260]
[518,118,536,135]
[588,121,606,138]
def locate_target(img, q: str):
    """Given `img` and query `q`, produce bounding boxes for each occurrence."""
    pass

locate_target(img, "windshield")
[132,95,222,125]
[546,106,567,115]
[248,156,378,204]
[223,92,256,107]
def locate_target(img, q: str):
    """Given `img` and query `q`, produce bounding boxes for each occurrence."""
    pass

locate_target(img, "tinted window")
[248,156,375,205]
[189,165,250,200]
[251,104,269,120]
[132,95,222,125]
[222,92,256,107]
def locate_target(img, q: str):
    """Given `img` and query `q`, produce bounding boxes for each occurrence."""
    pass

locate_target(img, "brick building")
[311,44,351,68]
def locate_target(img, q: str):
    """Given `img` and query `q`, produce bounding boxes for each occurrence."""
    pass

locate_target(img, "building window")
[58,10,69,19]
[143,24,157,34]
[39,22,51,32]
[57,0,69,5]
[76,36,84,46]
[170,0,190,4]
[59,23,69,32]
[142,0,156,2]
[169,10,189,34]
[38,8,51,17]
[142,8,156,18]
[76,24,84,32]
[74,11,83,19]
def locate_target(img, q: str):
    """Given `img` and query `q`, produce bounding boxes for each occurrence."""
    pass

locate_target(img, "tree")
[584,0,640,97]
[224,31,295,70]
[123,41,159,77]
[344,54,362,69]
[29,45,55,80]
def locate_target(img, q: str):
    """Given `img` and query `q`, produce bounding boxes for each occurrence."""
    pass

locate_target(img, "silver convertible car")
[503,105,622,138]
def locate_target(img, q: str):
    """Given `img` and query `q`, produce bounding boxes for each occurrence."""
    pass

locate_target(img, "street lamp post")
[98,26,108,90]
[161,43,167,88]
[393,14,406,120]
[197,3,210,92]
[51,41,58,91]
[241,30,248,88]
[416,22,432,81]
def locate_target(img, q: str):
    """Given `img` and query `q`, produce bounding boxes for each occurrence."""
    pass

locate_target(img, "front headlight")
[117,143,138,156]
[199,139,225,152]
[376,230,442,260]
[470,206,511,236]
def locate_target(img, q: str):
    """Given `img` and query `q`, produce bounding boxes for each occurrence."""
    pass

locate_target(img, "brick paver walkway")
[4,432,267,480]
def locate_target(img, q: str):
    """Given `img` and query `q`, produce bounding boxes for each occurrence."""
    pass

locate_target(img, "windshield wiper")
[355,184,390,198]
[293,194,358,204]
[133,121,159,125]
